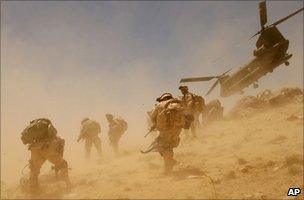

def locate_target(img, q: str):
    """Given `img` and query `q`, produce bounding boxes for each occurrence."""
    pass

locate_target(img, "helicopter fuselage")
[219,28,291,97]
[179,3,302,98]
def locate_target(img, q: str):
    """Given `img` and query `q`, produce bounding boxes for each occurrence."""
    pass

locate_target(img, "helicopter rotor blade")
[180,76,217,83]
[269,7,304,27]
[249,30,261,40]
[206,79,220,96]
[221,68,232,76]
[259,1,267,29]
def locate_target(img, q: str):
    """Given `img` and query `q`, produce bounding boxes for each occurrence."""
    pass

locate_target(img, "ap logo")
[287,188,301,196]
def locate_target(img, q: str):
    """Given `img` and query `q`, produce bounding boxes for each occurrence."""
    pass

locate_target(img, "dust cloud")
[1,1,303,199]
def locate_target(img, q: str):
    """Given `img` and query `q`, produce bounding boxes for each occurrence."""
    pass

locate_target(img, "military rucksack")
[156,99,185,131]
[116,117,128,133]
[192,94,205,112]
[21,118,57,145]
[81,120,101,138]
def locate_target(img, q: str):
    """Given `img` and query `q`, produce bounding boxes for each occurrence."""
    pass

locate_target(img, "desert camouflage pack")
[21,118,57,145]
[156,99,185,131]
[192,93,205,112]
[81,120,101,138]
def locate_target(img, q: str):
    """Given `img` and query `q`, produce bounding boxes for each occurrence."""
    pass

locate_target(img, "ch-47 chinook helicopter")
[180,1,304,98]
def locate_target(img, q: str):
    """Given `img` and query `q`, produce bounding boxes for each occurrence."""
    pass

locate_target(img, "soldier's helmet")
[106,113,114,121]
[179,85,188,91]
[156,93,173,102]
[81,118,90,124]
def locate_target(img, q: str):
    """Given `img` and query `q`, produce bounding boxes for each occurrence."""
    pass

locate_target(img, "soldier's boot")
[112,142,119,156]
[28,162,41,194]
[165,158,177,174]
[94,138,103,160]
[114,145,119,156]
[191,124,197,138]
[163,151,176,174]
[57,160,71,189]
[85,147,91,161]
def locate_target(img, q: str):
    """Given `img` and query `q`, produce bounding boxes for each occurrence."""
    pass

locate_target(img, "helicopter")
[180,1,304,98]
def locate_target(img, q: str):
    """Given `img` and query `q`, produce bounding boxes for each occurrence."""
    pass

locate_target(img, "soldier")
[179,85,205,138]
[21,118,71,194]
[106,114,128,155]
[142,93,185,174]
[202,99,224,125]
[77,118,102,161]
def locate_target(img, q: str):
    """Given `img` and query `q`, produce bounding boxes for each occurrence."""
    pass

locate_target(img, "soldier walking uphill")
[106,114,128,155]
[142,93,185,174]
[77,118,102,161]
[21,118,71,194]
[179,85,205,138]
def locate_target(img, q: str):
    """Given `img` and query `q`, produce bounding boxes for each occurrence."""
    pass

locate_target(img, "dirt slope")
[1,95,303,199]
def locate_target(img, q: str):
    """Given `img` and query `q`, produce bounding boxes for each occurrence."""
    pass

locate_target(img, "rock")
[268,87,303,106]
[228,96,265,118]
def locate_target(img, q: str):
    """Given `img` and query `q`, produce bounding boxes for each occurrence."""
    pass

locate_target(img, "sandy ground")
[1,96,303,199]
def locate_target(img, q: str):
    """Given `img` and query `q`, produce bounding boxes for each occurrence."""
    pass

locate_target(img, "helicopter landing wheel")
[253,83,259,89]
[285,61,290,66]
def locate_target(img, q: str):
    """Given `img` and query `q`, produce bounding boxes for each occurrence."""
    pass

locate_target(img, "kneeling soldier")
[21,118,71,194]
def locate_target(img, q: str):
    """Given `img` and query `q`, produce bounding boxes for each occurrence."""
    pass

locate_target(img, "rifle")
[144,127,156,138]
[140,136,159,154]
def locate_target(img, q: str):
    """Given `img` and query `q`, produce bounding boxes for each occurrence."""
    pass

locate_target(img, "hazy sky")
[1,1,303,183]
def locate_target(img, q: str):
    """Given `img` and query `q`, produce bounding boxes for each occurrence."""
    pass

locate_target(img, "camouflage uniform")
[21,118,70,193]
[202,99,224,125]
[149,93,184,173]
[106,114,127,154]
[179,86,199,137]
[78,119,102,160]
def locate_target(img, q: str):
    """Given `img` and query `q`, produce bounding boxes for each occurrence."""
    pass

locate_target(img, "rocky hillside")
[1,90,303,199]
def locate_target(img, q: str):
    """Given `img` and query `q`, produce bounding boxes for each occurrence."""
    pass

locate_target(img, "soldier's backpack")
[21,118,57,145]
[81,120,101,137]
[192,94,205,112]
[156,99,185,131]
[116,117,128,133]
